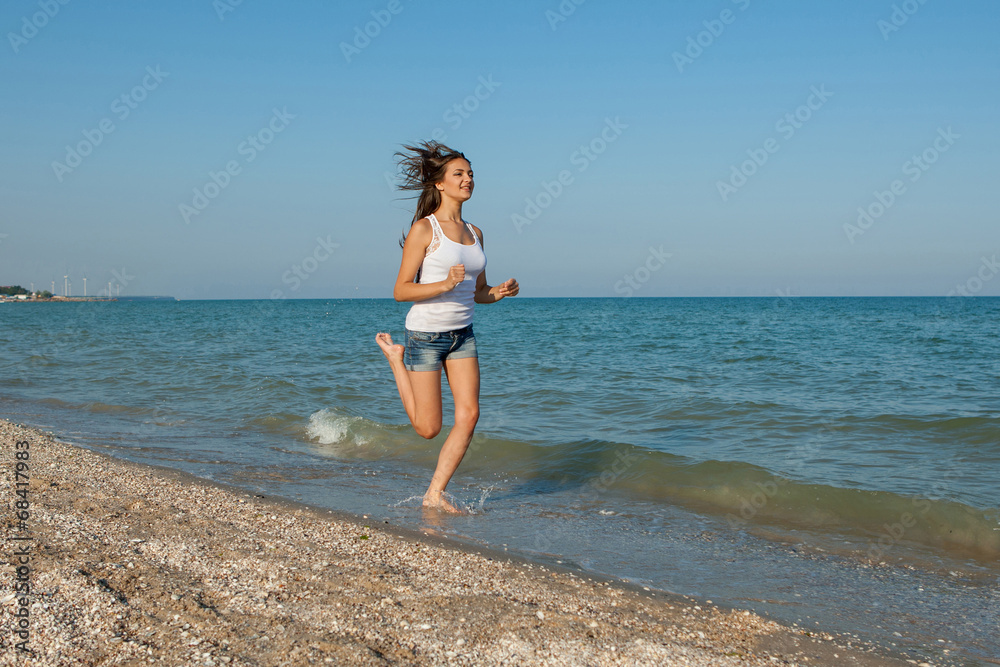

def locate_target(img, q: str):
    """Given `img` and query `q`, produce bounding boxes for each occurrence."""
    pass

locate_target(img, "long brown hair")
[394,141,469,248]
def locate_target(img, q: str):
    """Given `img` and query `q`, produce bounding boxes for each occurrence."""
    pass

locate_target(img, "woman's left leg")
[424,356,480,512]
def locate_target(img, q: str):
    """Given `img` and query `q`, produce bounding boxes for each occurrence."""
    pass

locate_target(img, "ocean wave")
[303,414,1000,563]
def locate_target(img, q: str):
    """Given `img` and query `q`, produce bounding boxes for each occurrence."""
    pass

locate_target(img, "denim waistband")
[409,324,474,337]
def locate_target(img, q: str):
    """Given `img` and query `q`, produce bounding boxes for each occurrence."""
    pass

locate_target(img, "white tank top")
[405,213,487,332]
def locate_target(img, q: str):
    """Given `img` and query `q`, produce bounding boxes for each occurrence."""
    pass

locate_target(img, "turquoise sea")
[1,297,998,664]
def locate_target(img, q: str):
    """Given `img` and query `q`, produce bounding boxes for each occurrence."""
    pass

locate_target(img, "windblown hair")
[394,141,469,248]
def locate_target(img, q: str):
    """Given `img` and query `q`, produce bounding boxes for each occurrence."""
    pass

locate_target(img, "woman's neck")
[434,200,464,223]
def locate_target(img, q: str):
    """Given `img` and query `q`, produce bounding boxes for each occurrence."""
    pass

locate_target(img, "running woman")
[376,141,518,513]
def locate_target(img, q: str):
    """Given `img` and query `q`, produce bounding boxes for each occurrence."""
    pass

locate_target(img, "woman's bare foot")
[423,490,465,514]
[375,332,404,365]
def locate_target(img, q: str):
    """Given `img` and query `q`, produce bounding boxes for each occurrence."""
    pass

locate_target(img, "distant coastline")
[0,295,176,303]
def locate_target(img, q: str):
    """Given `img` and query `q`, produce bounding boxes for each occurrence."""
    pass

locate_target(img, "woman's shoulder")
[409,217,434,237]
[403,218,434,251]
[411,216,433,232]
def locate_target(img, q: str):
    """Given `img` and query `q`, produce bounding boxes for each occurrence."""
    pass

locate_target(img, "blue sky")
[1,0,997,298]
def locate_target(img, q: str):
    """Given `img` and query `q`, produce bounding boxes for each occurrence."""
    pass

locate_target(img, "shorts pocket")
[408,330,439,342]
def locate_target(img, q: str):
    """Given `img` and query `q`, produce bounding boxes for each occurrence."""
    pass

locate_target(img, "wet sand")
[0,419,915,666]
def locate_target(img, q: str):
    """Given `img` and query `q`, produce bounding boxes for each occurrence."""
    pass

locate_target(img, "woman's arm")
[472,227,519,304]
[393,218,465,303]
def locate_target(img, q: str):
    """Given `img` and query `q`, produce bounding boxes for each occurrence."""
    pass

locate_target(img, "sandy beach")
[0,419,915,666]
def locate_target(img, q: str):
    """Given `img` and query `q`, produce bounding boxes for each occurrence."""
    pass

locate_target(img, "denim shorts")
[404,324,478,372]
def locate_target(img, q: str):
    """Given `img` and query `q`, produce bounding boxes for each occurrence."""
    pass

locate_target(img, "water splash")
[306,408,372,446]
[390,495,426,508]
[467,485,495,515]
[390,490,489,516]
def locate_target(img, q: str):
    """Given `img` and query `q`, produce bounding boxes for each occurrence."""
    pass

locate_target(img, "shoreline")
[0,419,917,666]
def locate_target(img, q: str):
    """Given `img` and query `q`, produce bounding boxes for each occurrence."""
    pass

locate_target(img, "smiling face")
[435,157,474,202]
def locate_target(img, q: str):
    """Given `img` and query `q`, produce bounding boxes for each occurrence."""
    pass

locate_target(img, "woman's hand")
[445,264,466,291]
[494,278,519,299]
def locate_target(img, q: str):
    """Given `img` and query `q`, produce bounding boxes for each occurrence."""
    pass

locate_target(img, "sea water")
[1,297,997,664]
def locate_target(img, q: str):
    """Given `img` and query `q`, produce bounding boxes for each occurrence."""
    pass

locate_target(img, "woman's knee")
[415,420,442,439]
[455,406,480,430]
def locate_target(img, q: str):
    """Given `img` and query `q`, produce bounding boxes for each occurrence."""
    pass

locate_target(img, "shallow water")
[1,297,998,664]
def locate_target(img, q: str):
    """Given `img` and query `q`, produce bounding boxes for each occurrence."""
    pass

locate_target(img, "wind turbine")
[83,277,87,298]
[64,275,68,297]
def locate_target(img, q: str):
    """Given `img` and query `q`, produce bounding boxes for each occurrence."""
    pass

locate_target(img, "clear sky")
[1,0,997,299]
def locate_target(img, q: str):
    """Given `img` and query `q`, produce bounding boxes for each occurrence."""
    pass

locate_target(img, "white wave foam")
[306,408,371,446]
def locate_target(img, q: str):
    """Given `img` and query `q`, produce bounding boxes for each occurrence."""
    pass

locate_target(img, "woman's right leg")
[376,333,442,439]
